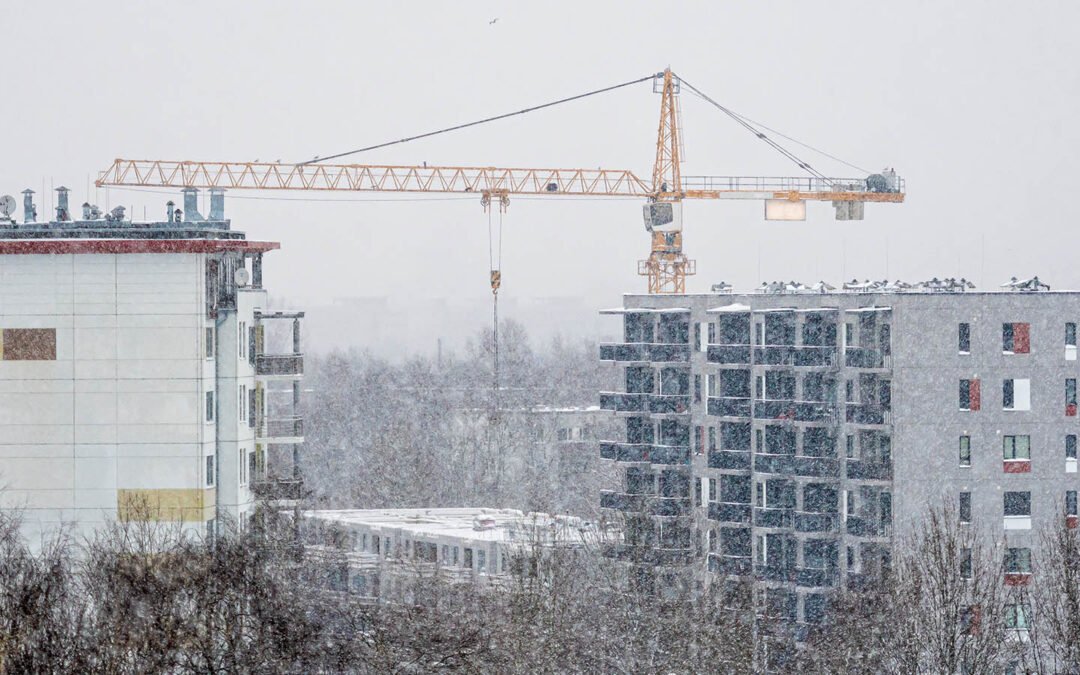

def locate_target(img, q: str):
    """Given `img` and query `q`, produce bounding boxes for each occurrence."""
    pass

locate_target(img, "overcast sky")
[2,1,1078,317]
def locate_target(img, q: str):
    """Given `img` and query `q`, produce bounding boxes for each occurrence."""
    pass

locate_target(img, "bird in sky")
[489,17,498,25]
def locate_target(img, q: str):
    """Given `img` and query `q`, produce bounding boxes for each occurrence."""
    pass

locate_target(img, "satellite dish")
[234,268,250,287]
[0,195,15,218]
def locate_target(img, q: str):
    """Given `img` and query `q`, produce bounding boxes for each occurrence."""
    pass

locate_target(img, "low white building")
[304,507,614,601]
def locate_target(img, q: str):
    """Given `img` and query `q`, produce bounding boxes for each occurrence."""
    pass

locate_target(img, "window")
[477,549,486,573]
[205,327,214,358]
[452,546,459,565]
[205,455,215,487]
[694,477,702,507]
[803,484,838,513]
[708,427,716,452]
[205,391,215,422]
[959,379,981,411]
[238,385,247,422]
[1069,435,1077,460]
[1003,435,1030,461]
[694,374,701,403]
[239,448,246,485]
[1002,378,1030,411]
[249,388,256,429]
[880,323,891,356]
[959,436,971,467]
[1004,604,1030,631]
[709,477,718,503]
[1005,548,1031,574]
[1068,491,1077,516]
[1068,379,1077,416]
[959,322,971,353]
[1004,491,1031,517]
[960,492,972,523]
[1068,323,1077,347]
[844,490,856,519]
[239,321,246,359]
[464,548,473,568]
[1003,322,1030,354]
[695,427,704,455]
[804,594,828,624]
[845,380,854,403]
[846,434,855,459]
[960,547,972,579]
[248,448,256,480]
[847,546,855,570]
[844,322,855,347]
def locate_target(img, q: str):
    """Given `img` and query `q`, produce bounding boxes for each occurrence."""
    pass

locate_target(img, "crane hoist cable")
[486,195,505,416]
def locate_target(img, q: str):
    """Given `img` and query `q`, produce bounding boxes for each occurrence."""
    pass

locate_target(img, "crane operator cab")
[866,168,900,193]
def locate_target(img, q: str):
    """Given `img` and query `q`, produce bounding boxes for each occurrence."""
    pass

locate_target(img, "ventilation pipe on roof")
[209,188,225,221]
[55,186,70,221]
[21,189,35,223]
[182,188,204,222]
[166,201,175,222]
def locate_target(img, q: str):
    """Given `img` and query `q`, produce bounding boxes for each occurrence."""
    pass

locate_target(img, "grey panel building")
[598,281,1080,632]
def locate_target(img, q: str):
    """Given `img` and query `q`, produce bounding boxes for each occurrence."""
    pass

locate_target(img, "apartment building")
[599,278,1079,635]
[0,187,304,547]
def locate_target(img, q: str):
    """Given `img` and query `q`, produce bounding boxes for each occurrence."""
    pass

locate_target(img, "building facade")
[599,283,1080,633]
[304,507,610,602]
[0,187,304,547]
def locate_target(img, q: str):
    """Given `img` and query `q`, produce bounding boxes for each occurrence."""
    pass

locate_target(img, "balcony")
[255,354,304,378]
[756,564,793,582]
[599,491,646,511]
[599,392,645,412]
[649,497,692,517]
[648,394,691,414]
[708,449,751,471]
[846,459,893,480]
[599,441,650,462]
[754,399,836,423]
[846,403,889,425]
[649,444,690,465]
[754,453,796,475]
[792,456,840,478]
[707,344,751,365]
[845,516,889,537]
[251,478,304,502]
[649,343,690,363]
[708,502,752,524]
[754,507,794,528]
[708,553,752,576]
[707,396,751,418]
[795,567,839,589]
[793,346,838,368]
[257,416,304,442]
[754,345,795,365]
[844,347,885,369]
[795,512,839,533]
[599,343,650,362]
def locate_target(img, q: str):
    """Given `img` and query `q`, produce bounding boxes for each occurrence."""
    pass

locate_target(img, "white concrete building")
[304,508,613,601]
[0,187,304,546]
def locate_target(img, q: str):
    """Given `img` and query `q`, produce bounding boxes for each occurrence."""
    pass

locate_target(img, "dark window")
[764,479,796,509]
[206,327,215,358]
[720,422,751,451]
[1070,435,1078,460]
[1068,379,1077,406]
[708,426,716,451]
[960,548,972,579]
[1068,490,1077,516]
[721,474,751,504]
[694,375,701,403]
[846,434,855,459]
[959,322,970,353]
[1005,548,1031,574]
[1004,491,1031,517]
[764,314,796,346]
[1068,322,1077,348]
[627,417,654,444]
[626,366,654,394]
[880,323,891,356]
[694,477,702,507]
[803,594,828,624]
[624,313,653,343]
[464,548,473,568]
[879,380,892,410]
[248,389,256,429]
[1003,322,1014,353]
[718,314,750,344]
[803,484,838,513]
[1003,379,1014,409]
[205,391,215,422]
[803,540,837,569]
[959,436,971,466]
[960,379,980,411]
[722,527,751,557]
[205,455,215,486]
[960,492,972,522]
[719,369,751,398]
[881,492,892,525]
[765,425,796,455]
[802,428,836,458]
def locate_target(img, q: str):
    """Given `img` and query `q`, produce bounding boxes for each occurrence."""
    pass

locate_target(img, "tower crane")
[95,68,905,297]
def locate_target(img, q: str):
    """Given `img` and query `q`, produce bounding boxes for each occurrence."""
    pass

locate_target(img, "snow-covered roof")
[753,307,798,313]
[707,303,751,313]
[846,306,892,313]
[599,307,655,314]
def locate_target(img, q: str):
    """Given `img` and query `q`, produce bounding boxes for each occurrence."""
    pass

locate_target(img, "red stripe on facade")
[1003,461,1031,474]
[1004,573,1032,587]
[0,240,280,255]
[970,379,981,411]
[1068,404,1077,417]
[1067,515,1078,529]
